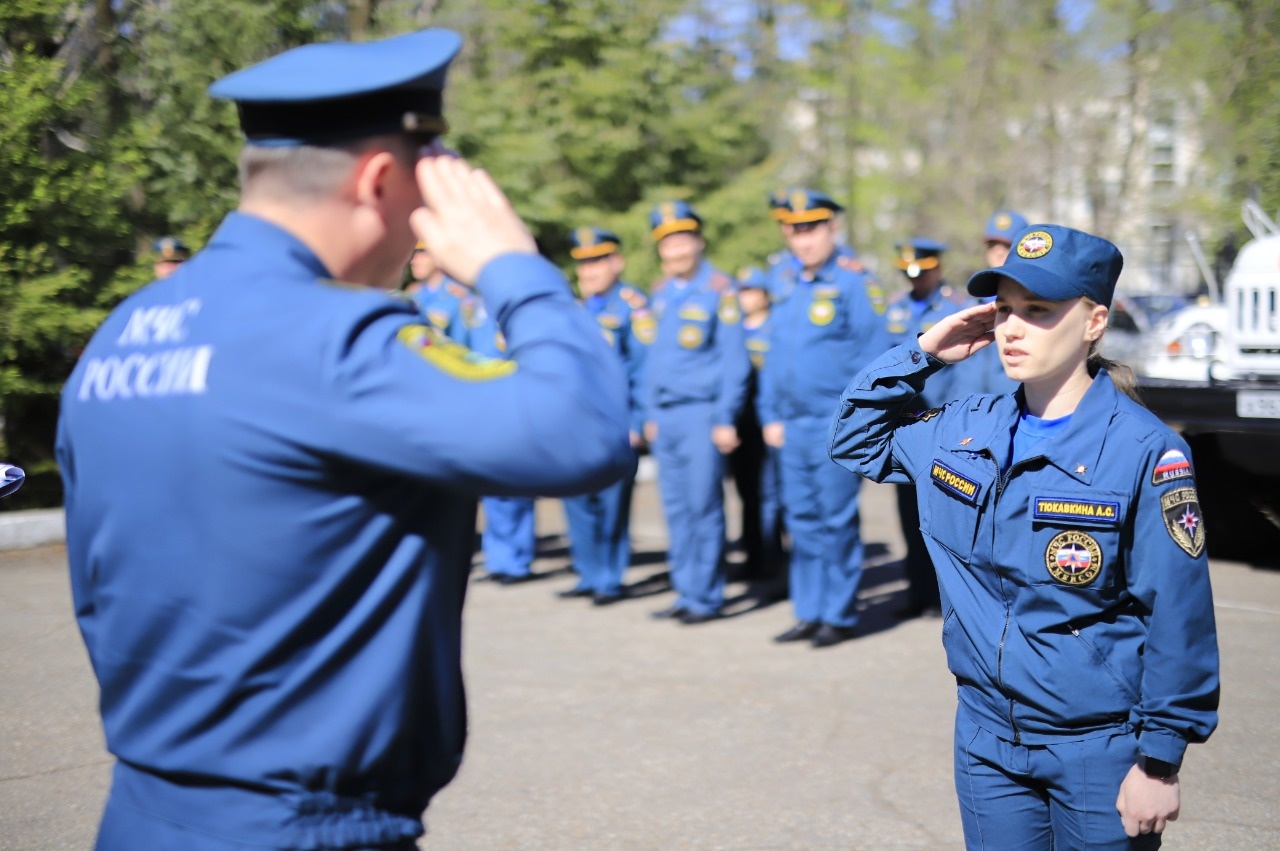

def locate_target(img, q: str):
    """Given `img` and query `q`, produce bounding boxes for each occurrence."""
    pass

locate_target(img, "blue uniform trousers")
[562,454,638,595]
[779,416,863,627]
[652,401,726,615]
[96,762,422,850]
[481,496,536,577]
[954,707,1160,851]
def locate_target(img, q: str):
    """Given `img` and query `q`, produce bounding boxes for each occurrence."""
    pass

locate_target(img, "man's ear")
[352,150,398,208]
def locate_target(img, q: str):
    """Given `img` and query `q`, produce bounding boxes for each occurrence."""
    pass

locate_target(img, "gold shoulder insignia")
[396,324,517,381]
[837,256,866,273]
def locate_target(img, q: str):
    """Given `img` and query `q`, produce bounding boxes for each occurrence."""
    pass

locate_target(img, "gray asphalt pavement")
[2,479,1279,849]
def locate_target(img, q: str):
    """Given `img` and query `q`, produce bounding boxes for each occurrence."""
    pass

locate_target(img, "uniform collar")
[208,212,335,281]
[799,251,839,283]
[947,371,1119,484]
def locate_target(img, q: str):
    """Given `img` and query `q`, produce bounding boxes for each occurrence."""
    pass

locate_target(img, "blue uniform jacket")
[583,282,653,435]
[760,251,890,423]
[56,212,632,841]
[410,276,469,340]
[643,260,750,426]
[883,283,973,408]
[828,343,1219,765]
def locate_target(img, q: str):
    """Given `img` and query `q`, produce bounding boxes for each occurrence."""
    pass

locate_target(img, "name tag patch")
[931,460,979,504]
[1034,497,1120,525]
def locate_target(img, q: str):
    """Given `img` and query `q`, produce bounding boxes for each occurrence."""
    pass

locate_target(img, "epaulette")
[445,281,468,299]
[650,277,668,294]
[709,271,732,293]
[940,284,970,306]
[837,256,866,273]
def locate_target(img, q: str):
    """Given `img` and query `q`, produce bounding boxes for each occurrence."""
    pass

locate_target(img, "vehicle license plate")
[1237,390,1280,419]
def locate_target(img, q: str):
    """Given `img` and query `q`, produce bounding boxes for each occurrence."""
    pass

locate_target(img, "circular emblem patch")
[1017,231,1054,259]
[994,213,1013,231]
[677,324,704,349]
[809,299,836,326]
[1045,530,1103,586]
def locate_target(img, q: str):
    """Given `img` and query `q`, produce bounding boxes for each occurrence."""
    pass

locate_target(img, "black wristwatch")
[1138,754,1179,779]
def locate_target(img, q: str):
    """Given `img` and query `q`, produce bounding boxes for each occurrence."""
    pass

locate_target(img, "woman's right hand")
[917,302,998,364]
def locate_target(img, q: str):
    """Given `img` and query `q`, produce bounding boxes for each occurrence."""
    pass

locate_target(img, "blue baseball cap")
[984,210,1029,245]
[209,29,462,147]
[967,225,1124,307]
[650,200,702,241]
[776,188,843,225]
[893,238,947,279]
[153,237,190,261]
[736,266,770,291]
[569,227,622,261]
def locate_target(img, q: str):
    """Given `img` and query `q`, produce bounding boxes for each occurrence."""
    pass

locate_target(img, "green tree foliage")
[0,0,1274,508]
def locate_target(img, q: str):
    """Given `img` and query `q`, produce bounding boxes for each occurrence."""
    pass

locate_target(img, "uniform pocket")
[1029,487,1130,590]
[920,455,992,562]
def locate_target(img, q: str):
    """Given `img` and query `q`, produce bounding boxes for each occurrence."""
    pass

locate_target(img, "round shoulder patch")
[397,325,517,381]
[1044,530,1102,585]
[1017,231,1054,260]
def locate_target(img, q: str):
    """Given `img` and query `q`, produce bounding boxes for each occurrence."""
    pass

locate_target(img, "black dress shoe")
[592,590,626,607]
[650,604,687,620]
[678,609,722,625]
[557,586,593,599]
[773,621,819,643]
[810,624,859,648]
[491,572,534,586]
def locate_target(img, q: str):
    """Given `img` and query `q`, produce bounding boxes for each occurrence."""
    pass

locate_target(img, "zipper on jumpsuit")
[993,459,1023,746]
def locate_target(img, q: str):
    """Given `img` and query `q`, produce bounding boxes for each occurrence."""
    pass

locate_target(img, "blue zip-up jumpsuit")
[465,295,538,579]
[58,212,631,849]
[644,261,750,616]
[829,342,1219,849]
[562,283,652,596]
[761,252,890,628]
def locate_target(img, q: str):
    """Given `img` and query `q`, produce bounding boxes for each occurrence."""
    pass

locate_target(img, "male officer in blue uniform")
[151,236,190,280]
[460,297,541,585]
[643,201,750,624]
[762,189,889,647]
[405,240,468,339]
[558,227,652,605]
[57,29,631,850]
[884,238,971,619]
[730,266,785,589]
[971,209,1028,395]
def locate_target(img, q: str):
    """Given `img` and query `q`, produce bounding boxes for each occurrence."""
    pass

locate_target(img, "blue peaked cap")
[967,224,1123,307]
[569,226,622,260]
[209,29,463,147]
[650,200,702,241]
[985,210,1029,245]
[736,266,770,291]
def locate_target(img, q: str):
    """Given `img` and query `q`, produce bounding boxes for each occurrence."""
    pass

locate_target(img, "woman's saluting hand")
[918,302,998,364]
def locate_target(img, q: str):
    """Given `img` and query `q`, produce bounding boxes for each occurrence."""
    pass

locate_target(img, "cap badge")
[1017,231,1054,259]
[789,189,809,210]
[660,201,677,221]
[994,213,1012,230]
[576,227,597,247]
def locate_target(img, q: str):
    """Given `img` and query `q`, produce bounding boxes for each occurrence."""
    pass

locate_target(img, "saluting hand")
[411,152,538,286]
[917,302,997,365]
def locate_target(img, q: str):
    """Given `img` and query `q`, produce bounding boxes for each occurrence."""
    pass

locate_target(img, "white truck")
[1137,201,1280,563]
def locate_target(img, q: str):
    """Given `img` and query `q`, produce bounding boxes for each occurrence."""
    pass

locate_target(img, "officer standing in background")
[643,201,750,625]
[971,209,1028,395]
[763,189,889,648]
[464,287,540,585]
[151,236,190,280]
[558,227,653,605]
[405,240,469,339]
[884,238,969,619]
[57,29,631,850]
[731,266,786,591]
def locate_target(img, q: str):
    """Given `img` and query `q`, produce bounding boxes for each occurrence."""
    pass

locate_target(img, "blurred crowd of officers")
[156,193,1033,650]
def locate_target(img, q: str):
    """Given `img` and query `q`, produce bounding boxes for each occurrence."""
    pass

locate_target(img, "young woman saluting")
[829,225,1219,850]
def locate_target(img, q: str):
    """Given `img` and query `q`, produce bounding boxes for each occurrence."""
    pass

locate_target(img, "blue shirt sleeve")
[324,253,634,497]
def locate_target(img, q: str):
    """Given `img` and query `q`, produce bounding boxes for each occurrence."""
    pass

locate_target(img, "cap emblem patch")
[994,213,1013,230]
[1017,231,1053,259]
